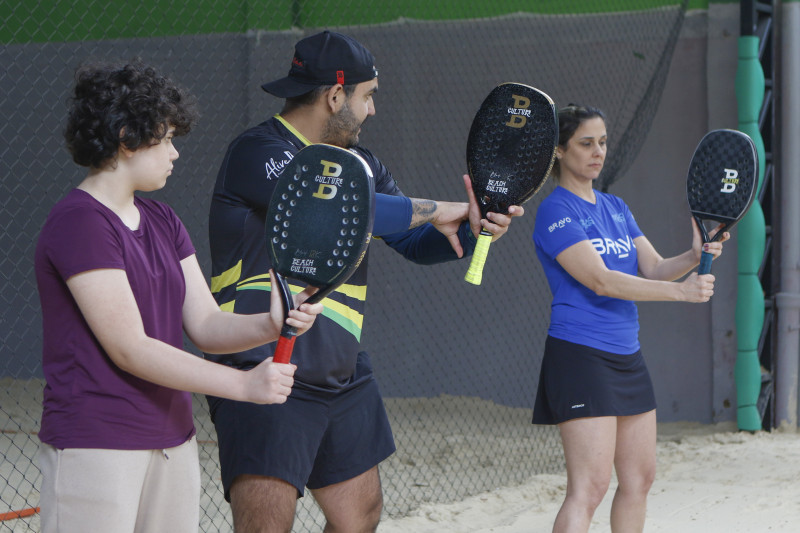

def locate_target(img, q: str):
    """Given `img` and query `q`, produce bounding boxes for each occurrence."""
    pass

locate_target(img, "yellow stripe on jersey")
[275,115,312,146]
[335,283,367,301]
[237,273,271,289]
[210,260,242,293]
[320,295,365,340]
[234,277,367,341]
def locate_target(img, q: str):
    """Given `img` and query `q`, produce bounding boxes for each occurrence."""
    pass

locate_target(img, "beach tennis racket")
[266,143,375,363]
[686,129,758,274]
[464,82,558,285]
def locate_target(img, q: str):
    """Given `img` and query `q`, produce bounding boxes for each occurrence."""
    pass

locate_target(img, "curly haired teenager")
[35,60,322,533]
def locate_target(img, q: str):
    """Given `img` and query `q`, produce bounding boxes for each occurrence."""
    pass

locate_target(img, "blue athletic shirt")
[533,186,644,354]
[205,115,475,395]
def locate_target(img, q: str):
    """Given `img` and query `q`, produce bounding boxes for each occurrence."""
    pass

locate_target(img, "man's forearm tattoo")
[409,199,438,228]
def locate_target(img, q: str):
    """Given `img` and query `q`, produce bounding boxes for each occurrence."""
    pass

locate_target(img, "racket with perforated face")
[464,82,558,285]
[267,143,375,364]
[686,129,758,274]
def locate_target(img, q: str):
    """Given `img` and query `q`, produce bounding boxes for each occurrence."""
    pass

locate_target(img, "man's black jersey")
[206,115,473,392]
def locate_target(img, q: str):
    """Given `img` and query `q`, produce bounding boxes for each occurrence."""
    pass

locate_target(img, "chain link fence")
[1,1,688,531]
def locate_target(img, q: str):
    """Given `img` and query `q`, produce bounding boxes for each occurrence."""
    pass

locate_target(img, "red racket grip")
[273,334,297,364]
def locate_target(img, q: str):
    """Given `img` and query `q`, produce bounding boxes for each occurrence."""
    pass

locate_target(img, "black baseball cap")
[262,31,378,98]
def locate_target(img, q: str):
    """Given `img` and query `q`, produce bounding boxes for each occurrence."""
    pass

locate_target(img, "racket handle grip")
[273,334,297,364]
[464,230,493,285]
[698,250,713,275]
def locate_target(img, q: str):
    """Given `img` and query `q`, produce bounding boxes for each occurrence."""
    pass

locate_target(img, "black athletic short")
[532,336,656,425]
[211,352,396,500]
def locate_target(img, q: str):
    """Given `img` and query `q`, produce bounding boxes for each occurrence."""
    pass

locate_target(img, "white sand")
[378,421,800,533]
[6,381,800,533]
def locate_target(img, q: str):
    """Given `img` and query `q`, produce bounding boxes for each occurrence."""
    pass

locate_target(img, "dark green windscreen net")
[1,2,687,530]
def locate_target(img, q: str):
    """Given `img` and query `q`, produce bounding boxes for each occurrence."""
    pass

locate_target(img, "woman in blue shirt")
[532,104,729,532]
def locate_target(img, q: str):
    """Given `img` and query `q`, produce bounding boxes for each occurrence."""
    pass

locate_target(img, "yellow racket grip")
[464,231,493,285]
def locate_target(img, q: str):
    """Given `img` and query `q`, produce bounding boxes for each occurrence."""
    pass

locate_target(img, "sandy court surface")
[377,421,800,532]
[4,380,800,532]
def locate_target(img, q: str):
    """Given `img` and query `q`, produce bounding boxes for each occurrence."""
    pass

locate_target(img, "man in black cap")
[205,30,523,532]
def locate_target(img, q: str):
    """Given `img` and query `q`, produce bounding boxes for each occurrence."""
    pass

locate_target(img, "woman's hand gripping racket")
[686,129,758,274]
[464,82,558,285]
[267,143,375,363]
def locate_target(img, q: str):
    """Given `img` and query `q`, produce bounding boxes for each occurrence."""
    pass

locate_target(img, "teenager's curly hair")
[64,59,198,169]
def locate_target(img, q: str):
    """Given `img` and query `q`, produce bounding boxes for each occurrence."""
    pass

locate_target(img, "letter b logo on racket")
[686,129,758,275]
[505,94,532,128]
[313,159,341,199]
[721,168,739,193]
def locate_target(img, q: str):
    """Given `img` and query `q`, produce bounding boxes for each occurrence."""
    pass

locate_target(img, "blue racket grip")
[698,250,713,275]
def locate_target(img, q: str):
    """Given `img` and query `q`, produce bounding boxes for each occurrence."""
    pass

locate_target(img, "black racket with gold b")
[464,82,558,285]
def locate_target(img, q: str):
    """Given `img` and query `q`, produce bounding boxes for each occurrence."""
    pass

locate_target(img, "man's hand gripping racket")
[266,144,375,363]
[686,129,758,274]
[464,82,558,285]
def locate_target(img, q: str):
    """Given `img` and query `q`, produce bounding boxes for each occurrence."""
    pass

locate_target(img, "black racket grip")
[273,272,294,317]
[272,272,297,364]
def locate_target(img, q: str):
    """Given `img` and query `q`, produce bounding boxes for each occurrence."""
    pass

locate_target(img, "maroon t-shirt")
[35,189,196,449]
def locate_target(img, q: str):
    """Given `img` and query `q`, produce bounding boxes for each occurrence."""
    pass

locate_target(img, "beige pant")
[38,436,200,533]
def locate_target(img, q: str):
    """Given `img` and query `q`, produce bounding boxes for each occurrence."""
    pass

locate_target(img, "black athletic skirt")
[532,335,656,425]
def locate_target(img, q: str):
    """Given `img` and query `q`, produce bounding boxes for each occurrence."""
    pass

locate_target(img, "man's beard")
[322,101,362,148]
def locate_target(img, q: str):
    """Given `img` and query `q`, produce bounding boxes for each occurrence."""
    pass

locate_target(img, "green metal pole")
[734,34,765,431]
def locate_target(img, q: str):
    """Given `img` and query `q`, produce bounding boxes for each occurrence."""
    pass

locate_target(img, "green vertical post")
[734,35,765,431]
